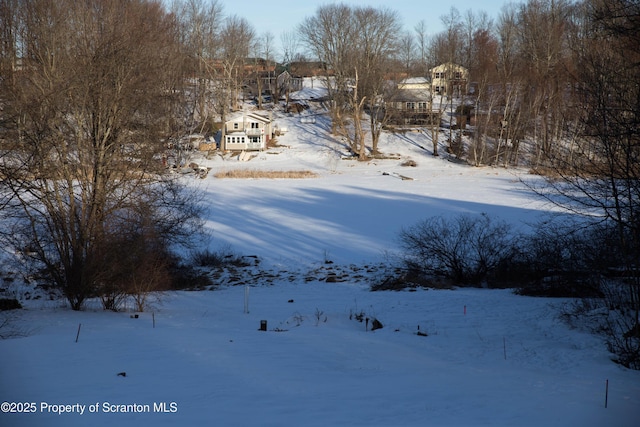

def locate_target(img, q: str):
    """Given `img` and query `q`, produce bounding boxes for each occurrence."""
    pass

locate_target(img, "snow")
[2,83,639,426]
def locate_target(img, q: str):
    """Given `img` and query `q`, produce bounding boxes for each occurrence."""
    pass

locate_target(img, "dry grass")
[213,169,318,179]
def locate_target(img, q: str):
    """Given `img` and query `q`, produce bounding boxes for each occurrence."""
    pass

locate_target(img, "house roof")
[429,62,469,73]
[387,89,431,102]
[225,112,271,124]
[400,77,429,85]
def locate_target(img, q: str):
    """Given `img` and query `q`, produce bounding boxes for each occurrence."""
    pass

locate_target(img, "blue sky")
[221,0,513,58]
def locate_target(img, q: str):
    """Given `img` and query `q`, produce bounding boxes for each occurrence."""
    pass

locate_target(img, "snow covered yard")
[2,283,639,427]
[2,94,640,426]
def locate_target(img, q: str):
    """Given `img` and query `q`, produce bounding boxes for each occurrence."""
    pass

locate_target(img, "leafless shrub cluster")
[399,213,517,286]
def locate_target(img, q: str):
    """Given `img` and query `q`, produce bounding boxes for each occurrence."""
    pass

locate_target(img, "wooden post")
[152,312,155,329]
[75,323,82,343]
[605,379,609,408]
[503,337,507,360]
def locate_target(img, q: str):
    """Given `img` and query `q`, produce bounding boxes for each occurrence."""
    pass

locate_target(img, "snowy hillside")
[1,81,639,426]
[195,83,553,267]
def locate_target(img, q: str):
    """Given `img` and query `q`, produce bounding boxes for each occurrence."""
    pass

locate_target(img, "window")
[251,122,259,129]
[406,102,415,110]
[418,102,428,110]
[455,72,462,79]
[233,123,239,130]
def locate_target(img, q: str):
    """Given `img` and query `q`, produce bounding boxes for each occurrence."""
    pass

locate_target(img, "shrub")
[561,281,640,369]
[371,268,453,291]
[399,213,518,286]
[514,218,623,297]
[0,298,22,311]
[169,264,213,290]
[191,247,254,268]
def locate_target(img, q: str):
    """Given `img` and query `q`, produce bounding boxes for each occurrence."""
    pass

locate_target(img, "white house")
[385,77,439,126]
[429,63,469,98]
[222,112,272,151]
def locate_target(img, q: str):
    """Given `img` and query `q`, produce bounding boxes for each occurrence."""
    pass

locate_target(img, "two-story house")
[221,112,272,151]
[430,63,469,98]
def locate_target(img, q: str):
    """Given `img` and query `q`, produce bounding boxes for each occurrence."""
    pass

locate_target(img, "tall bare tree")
[523,0,640,366]
[517,0,573,166]
[280,30,300,106]
[299,4,354,138]
[0,0,201,310]
[172,0,224,132]
[0,0,19,88]
[563,0,639,325]
[280,30,299,66]
[254,31,275,110]
[299,4,400,159]
[218,15,255,146]
[414,20,429,77]
[399,31,417,76]
[354,6,401,155]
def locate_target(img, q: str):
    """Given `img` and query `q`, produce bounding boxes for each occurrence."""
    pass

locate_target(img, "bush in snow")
[0,298,22,311]
[398,213,518,286]
[561,281,640,370]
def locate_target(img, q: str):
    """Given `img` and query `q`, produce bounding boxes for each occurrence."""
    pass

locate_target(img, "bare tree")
[434,7,463,151]
[254,31,275,110]
[299,4,354,138]
[399,31,416,75]
[280,30,299,66]
[414,20,429,77]
[0,0,19,88]
[280,30,300,106]
[218,15,255,147]
[172,0,224,132]
[496,3,521,84]
[437,6,462,66]
[355,6,401,156]
[563,0,639,323]
[468,27,500,166]
[0,0,201,310]
[299,4,400,159]
[263,32,276,101]
[519,1,640,368]
[516,0,573,166]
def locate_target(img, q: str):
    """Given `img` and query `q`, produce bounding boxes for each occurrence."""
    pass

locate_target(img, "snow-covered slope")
[196,99,550,267]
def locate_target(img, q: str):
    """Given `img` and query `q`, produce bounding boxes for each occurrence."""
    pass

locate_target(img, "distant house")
[244,70,303,102]
[429,63,469,98]
[277,70,303,95]
[385,77,440,126]
[221,112,272,151]
[244,70,272,97]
